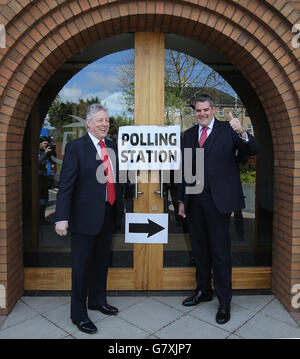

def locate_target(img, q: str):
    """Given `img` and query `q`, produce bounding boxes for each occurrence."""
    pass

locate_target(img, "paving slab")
[118,297,183,333]
[235,313,300,339]
[0,315,67,339]
[155,314,229,339]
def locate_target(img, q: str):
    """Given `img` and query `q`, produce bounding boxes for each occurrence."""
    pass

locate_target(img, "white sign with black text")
[125,213,168,244]
[118,125,181,170]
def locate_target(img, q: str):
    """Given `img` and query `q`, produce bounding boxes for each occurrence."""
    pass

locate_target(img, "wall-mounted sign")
[118,125,181,170]
[125,213,168,243]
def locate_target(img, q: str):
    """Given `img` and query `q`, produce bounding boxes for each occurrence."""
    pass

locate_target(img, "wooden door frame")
[133,32,165,291]
[24,32,271,291]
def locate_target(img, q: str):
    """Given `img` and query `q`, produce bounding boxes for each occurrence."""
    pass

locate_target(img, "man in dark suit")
[178,94,258,324]
[55,104,124,334]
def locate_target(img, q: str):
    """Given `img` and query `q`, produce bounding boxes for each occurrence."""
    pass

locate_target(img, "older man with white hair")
[55,104,124,334]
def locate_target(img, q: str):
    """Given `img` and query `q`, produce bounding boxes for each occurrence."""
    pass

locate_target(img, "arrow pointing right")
[129,219,165,238]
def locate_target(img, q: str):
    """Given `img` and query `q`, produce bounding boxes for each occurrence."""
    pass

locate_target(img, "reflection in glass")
[23,50,134,268]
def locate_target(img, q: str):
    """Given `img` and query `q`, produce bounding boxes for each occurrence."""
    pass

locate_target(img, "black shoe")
[88,304,119,315]
[216,305,231,324]
[72,319,97,334]
[182,290,213,306]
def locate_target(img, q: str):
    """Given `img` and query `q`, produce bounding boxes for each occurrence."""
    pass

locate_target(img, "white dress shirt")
[198,117,215,142]
[88,132,106,159]
[88,132,114,202]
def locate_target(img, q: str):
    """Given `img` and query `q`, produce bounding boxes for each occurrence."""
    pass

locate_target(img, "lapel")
[83,134,102,164]
[192,124,200,149]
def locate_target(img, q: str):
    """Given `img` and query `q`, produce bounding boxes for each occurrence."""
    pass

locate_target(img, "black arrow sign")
[129,219,165,238]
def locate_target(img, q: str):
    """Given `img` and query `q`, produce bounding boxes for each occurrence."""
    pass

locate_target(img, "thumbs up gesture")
[229,112,246,138]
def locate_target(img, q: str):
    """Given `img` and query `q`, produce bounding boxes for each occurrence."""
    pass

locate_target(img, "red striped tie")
[199,126,208,148]
[99,140,116,206]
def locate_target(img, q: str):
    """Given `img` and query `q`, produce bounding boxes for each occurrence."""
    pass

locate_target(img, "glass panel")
[23,49,135,268]
[163,50,272,268]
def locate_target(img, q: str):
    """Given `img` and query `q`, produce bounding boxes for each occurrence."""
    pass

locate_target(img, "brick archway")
[0,0,299,314]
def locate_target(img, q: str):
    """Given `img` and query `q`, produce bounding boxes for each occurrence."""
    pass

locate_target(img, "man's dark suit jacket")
[55,134,124,235]
[178,119,258,214]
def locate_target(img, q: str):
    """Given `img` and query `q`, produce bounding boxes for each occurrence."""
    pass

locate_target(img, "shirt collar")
[199,117,215,132]
[88,132,105,146]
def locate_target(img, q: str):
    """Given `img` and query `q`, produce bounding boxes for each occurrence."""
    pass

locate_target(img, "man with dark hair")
[55,104,124,334]
[178,94,258,324]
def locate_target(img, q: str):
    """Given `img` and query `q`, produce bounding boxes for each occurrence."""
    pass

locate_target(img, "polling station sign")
[118,125,181,170]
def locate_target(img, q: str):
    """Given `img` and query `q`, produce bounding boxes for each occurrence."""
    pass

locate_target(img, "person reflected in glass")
[38,136,55,225]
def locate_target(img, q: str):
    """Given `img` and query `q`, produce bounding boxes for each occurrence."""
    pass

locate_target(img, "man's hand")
[178,203,186,218]
[229,112,246,138]
[55,221,68,236]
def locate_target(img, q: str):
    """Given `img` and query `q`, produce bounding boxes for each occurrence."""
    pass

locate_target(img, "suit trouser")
[70,203,115,321]
[187,192,232,307]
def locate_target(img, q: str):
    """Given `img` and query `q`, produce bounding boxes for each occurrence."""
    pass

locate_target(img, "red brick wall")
[0,0,299,314]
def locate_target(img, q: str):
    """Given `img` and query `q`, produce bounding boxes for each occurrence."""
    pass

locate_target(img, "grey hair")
[86,104,108,121]
[194,94,215,108]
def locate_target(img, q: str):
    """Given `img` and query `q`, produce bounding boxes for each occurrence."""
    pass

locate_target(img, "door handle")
[154,170,164,198]
[135,171,144,198]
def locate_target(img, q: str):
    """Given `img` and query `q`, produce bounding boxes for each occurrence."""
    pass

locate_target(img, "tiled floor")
[0,294,300,339]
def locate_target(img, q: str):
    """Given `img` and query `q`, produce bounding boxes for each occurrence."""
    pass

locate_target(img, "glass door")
[132,38,272,291]
[160,50,272,290]
[23,47,137,290]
